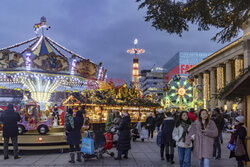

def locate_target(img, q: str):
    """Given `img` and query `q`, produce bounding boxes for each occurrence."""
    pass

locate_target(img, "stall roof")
[222,70,250,99]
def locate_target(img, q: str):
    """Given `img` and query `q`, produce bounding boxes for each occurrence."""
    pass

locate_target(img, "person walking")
[146,112,155,140]
[229,115,249,167]
[212,108,225,160]
[115,111,131,160]
[155,110,165,132]
[185,109,218,167]
[172,111,192,167]
[105,109,114,132]
[0,104,21,159]
[161,112,175,164]
[66,109,84,163]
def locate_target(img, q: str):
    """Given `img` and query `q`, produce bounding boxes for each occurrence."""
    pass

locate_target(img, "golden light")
[177,87,186,96]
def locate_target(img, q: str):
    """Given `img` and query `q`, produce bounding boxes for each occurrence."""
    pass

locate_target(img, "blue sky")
[0,0,242,82]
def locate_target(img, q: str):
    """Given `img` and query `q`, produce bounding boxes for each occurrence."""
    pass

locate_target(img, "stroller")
[102,127,115,157]
[131,124,140,142]
[81,130,115,162]
[132,122,148,142]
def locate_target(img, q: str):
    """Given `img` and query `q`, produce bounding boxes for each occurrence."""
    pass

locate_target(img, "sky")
[0,0,242,82]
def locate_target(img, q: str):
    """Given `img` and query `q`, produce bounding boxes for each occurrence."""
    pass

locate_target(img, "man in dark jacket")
[155,110,165,132]
[146,112,155,139]
[161,112,175,164]
[212,108,225,160]
[115,111,131,160]
[0,104,21,159]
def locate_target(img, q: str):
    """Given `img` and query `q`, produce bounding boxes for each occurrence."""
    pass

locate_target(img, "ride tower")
[127,39,145,90]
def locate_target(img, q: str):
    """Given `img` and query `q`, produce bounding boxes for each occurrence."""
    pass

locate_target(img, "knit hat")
[235,115,244,123]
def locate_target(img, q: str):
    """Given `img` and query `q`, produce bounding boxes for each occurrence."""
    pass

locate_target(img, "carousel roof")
[0,17,106,80]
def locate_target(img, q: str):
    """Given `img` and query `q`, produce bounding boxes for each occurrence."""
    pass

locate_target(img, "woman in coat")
[161,112,175,164]
[115,111,131,160]
[172,111,192,167]
[229,115,249,167]
[67,110,84,163]
[185,109,218,167]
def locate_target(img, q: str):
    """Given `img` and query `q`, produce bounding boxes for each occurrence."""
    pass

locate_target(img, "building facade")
[163,52,211,82]
[187,24,250,111]
[140,67,165,102]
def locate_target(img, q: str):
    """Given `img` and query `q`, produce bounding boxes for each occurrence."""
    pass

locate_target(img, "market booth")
[220,67,250,166]
[62,91,161,125]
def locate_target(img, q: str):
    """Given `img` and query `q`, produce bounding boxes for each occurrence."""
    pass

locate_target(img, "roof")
[187,32,250,72]
[221,69,250,100]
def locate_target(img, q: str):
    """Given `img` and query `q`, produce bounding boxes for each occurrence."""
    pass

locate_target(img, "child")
[64,108,74,130]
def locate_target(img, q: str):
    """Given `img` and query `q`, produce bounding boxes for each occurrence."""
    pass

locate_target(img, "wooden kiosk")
[220,67,250,165]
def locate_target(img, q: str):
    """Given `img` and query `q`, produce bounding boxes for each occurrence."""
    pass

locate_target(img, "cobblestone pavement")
[0,133,239,167]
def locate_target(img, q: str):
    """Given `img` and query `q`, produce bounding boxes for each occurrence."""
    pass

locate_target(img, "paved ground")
[0,133,239,167]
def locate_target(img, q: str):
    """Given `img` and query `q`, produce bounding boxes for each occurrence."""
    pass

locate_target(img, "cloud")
[0,0,241,83]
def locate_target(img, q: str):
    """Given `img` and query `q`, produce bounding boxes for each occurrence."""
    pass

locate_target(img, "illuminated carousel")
[0,17,106,150]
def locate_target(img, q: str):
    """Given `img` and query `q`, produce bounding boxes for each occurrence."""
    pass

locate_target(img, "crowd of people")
[143,108,249,167]
[0,104,249,167]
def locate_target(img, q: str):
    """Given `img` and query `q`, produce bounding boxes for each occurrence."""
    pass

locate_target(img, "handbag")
[227,142,235,151]
[235,136,246,156]
[81,131,94,155]
[156,131,162,147]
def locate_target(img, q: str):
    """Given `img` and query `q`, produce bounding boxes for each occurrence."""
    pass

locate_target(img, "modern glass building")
[163,52,212,82]
[140,67,165,102]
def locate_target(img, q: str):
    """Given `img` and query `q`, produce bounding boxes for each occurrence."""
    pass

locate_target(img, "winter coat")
[0,109,21,138]
[212,114,224,137]
[146,116,155,130]
[67,115,83,145]
[229,125,249,161]
[172,125,192,148]
[185,120,218,159]
[116,115,131,152]
[155,113,164,127]
[64,113,74,130]
[161,117,175,144]
[105,113,114,131]
[188,111,197,122]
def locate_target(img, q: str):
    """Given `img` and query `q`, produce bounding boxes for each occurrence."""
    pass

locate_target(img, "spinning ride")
[161,75,193,110]
[0,17,105,109]
[0,17,106,150]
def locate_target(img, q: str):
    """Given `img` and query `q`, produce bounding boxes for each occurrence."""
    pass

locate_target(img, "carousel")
[0,17,106,150]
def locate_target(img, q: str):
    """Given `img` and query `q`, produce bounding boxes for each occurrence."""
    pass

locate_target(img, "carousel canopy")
[0,17,106,80]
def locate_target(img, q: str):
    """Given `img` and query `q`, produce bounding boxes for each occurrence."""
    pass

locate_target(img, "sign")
[180,64,194,74]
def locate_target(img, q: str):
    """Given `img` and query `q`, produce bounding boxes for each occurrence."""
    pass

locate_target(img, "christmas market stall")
[219,67,250,166]
[62,82,161,125]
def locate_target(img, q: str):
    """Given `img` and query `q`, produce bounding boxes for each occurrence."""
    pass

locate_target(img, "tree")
[136,0,249,43]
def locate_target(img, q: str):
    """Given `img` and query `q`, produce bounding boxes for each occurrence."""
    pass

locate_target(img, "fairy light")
[71,59,77,75]
[31,36,43,51]
[25,52,32,70]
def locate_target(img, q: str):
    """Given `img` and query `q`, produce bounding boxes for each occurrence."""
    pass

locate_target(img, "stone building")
[187,22,250,111]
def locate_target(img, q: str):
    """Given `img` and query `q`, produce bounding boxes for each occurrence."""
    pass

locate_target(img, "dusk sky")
[0,0,242,82]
